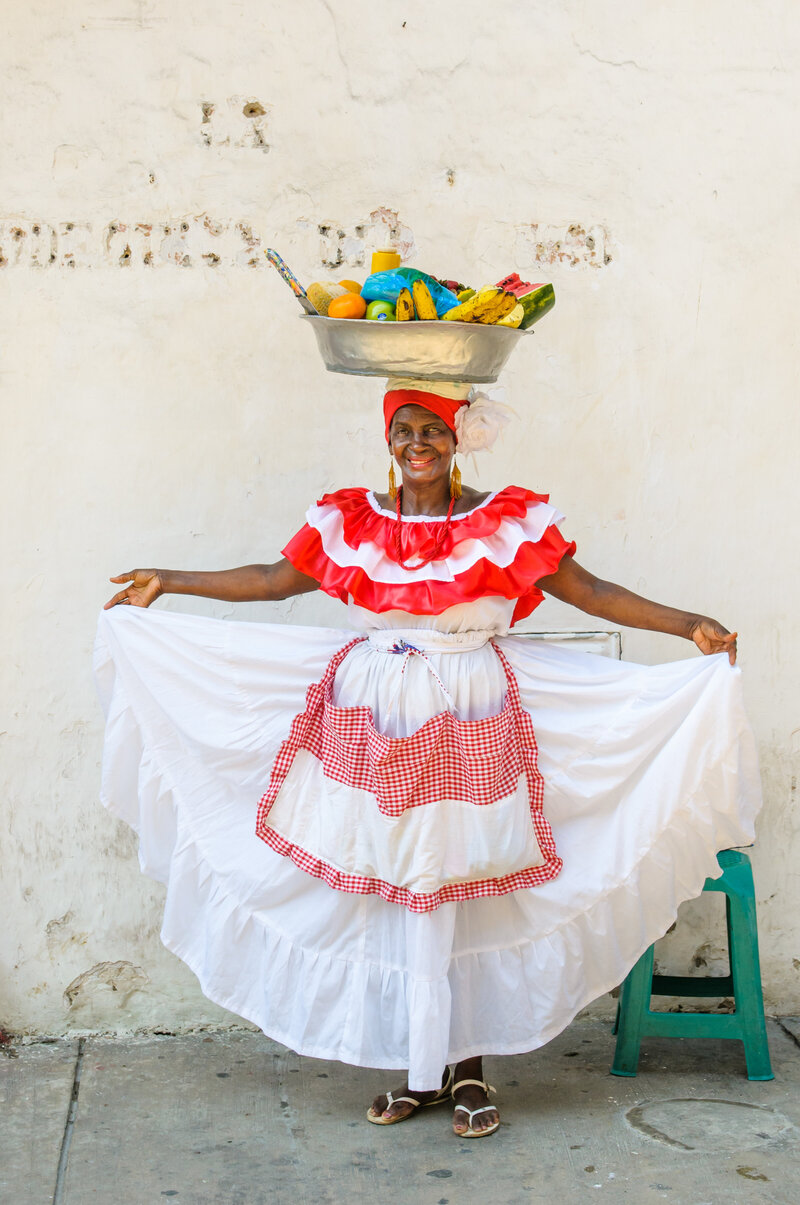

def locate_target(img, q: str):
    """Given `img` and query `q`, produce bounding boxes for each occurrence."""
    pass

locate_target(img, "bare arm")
[537,556,738,664]
[104,559,319,609]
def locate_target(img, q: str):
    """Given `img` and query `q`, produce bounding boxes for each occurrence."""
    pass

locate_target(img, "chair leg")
[611,945,655,1077]
[726,881,774,1081]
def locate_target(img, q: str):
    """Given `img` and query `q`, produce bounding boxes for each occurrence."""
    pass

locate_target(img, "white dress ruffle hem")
[94,596,761,1091]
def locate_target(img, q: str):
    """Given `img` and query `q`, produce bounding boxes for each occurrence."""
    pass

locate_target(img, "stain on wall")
[46,912,89,957]
[64,961,149,1011]
[515,223,612,269]
[199,97,270,151]
[0,209,419,271]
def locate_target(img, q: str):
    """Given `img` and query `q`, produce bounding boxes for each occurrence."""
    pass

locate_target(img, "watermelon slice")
[496,272,546,298]
[518,283,555,329]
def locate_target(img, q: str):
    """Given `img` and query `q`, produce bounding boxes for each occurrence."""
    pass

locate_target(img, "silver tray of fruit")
[300,314,530,383]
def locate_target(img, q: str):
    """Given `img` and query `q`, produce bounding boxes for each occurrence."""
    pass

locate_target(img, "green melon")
[519,283,556,330]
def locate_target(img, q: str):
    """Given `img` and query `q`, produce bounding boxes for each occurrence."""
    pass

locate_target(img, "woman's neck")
[391,481,492,517]
[399,478,453,516]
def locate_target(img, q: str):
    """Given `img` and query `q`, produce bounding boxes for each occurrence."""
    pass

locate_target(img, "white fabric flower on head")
[454,389,513,454]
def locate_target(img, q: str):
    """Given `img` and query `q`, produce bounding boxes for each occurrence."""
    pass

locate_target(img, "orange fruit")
[338,279,363,293]
[327,293,367,319]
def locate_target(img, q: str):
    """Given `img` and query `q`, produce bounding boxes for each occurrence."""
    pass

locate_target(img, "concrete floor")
[3,1019,800,1205]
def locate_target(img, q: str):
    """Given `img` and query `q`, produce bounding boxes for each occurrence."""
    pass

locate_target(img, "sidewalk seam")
[52,1037,85,1205]
[777,1018,800,1050]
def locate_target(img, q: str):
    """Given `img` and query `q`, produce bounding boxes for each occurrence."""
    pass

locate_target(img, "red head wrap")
[383,390,467,444]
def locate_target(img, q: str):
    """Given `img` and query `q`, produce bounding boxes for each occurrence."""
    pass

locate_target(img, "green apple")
[366,300,396,322]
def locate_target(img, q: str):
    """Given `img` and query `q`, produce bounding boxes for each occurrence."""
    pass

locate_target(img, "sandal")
[451,1078,499,1139]
[366,1066,454,1125]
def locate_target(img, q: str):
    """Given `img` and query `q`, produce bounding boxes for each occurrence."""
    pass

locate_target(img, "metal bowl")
[300,314,530,383]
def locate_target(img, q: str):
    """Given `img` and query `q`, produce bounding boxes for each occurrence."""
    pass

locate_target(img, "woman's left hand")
[690,619,738,665]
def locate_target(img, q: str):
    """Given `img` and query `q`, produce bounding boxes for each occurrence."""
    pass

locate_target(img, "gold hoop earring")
[388,459,398,502]
[450,458,462,500]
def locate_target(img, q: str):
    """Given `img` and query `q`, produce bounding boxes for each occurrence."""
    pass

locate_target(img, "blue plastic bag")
[361,269,458,317]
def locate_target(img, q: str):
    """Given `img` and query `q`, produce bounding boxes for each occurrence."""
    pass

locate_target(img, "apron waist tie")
[367,628,495,714]
[385,639,456,711]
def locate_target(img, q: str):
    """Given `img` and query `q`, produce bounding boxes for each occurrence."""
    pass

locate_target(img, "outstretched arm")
[104,559,319,609]
[537,555,738,664]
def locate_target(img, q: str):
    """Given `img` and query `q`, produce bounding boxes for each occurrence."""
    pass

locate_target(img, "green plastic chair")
[611,849,773,1081]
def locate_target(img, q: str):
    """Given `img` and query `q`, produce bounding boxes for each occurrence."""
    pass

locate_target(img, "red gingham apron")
[256,632,562,912]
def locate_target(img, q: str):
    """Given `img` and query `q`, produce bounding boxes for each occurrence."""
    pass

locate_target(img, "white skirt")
[94,606,761,1090]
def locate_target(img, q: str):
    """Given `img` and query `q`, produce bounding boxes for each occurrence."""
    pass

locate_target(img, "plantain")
[496,302,525,328]
[395,287,415,321]
[411,279,438,321]
[441,287,518,325]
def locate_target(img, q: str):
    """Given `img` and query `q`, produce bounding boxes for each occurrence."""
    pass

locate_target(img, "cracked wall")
[1,0,799,1033]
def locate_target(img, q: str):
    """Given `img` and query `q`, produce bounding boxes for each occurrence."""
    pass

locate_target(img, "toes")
[384,1102,412,1121]
[452,1103,498,1135]
[371,1094,407,1120]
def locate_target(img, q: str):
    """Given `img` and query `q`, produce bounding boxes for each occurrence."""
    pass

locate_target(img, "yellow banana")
[442,287,517,325]
[411,279,438,320]
[496,302,525,328]
[396,287,415,321]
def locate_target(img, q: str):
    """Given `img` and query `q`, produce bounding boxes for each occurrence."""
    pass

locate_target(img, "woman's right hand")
[105,570,164,610]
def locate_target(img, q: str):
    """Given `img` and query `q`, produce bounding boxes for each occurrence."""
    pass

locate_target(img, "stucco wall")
[2,1,798,1034]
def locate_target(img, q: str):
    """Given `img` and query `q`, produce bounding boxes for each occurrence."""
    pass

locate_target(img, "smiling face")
[388,404,456,489]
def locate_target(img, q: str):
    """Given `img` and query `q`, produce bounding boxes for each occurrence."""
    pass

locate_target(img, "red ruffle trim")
[282,523,576,626]
[315,486,552,563]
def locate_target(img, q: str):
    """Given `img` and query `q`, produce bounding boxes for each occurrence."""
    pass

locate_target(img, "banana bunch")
[441,287,521,327]
[396,280,440,322]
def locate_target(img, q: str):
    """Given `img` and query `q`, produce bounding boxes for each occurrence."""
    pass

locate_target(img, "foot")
[452,1058,499,1137]
[368,1067,451,1123]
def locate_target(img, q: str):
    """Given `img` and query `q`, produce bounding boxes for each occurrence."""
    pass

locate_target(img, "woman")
[97,379,758,1140]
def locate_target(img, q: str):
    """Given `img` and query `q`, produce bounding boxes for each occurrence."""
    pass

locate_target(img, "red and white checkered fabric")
[257,827,561,913]
[255,639,562,912]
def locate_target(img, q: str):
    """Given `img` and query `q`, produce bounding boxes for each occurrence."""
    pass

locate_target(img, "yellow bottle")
[371,247,401,273]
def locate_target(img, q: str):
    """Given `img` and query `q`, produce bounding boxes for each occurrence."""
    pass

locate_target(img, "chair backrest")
[516,630,622,659]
